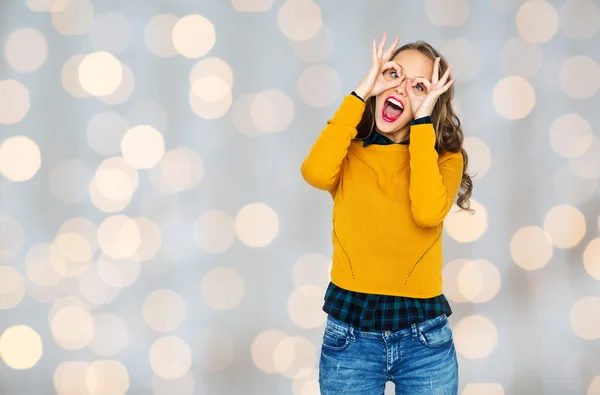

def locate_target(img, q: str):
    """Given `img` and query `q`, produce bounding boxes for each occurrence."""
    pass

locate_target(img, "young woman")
[301,34,473,395]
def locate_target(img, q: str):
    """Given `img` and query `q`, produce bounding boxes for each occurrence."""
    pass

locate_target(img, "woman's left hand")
[407,57,455,119]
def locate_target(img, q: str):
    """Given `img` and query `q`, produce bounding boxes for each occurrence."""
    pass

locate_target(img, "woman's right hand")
[354,33,404,101]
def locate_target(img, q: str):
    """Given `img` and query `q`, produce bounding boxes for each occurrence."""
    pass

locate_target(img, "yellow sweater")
[301,95,464,298]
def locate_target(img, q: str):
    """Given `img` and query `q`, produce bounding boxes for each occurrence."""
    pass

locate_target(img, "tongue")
[385,103,402,119]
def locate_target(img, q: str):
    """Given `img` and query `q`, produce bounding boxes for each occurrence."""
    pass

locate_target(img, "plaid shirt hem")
[322,281,453,332]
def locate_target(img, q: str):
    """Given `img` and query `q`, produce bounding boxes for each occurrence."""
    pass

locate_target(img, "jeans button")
[384,330,391,337]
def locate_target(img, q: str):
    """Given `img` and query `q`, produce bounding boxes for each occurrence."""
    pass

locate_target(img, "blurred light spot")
[190,57,233,89]
[500,38,543,78]
[492,76,535,120]
[28,0,68,12]
[189,87,232,119]
[97,255,141,288]
[543,205,586,249]
[292,370,320,395]
[126,100,169,133]
[149,148,205,194]
[98,65,135,105]
[570,136,600,179]
[54,361,90,395]
[232,94,263,137]
[288,285,327,328]
[298,64,341,108]
[51,0,94,35]
[98,215,141,259]
[90,157,138,213]
[554,162,597,205]
[51,305,95,350]
[134,217,163,261]
[143,289,186,333]
[442,259,470,303]
[490,0,530,10]
[251,89,295,133]
[444,200,488,243]
[584,238,600,281]
[88,313,128,357]
[152,371,196,395]
[0,325,43,369]
[277,0,322,41]
[196,332,235,372]
[293,252,330,287]
[4,28,48,73]
[49,297,91,324]
[62,55,90,98]
[291,25,334,63]
[560,0,600,39]
[0,136,40,181]
[274,336,317,379]
[235,203,279,247]
[463,383,504,395]
[201,267,244,310]
[160,220,197,263]
[149,336,192,379]
[193,210,235,254]
[0,266,25,309]
[425,0,469,26]
[454,315,497,359]
[516,1,559,42]
[192,75,230,102]
[0,217,24,259]
[145,14,179,58]
[79,52,123,97]
[463,137,491,179]
[511,226,553,270]
[589,376,600,395]
[0,80,30,124]
[441,38,481,81]
[457,260,501,303]
[78,265,121,306]
[86,360,129,395]
[550,114,593,159]
[49,159,93,203]
[569,296,600,340]
[26,244,63,288]
[172,15,215,58]
[54,232,93,264]
[89,12,132,54]
[559,56,600,99]
[233,0,274,12]
[251,330,288,373]
[121,125,165,169]
[86,112,129,156]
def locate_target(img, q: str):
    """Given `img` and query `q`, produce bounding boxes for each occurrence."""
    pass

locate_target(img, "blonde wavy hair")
[354,41,473,211]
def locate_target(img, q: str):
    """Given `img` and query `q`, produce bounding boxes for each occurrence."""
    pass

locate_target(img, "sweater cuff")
[333,95,367,127]
[409,123,436,148]
[410,116,432,125]
[350,91,365,102]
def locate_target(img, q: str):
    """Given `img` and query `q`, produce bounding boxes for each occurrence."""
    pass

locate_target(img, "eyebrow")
[393,62,425,79]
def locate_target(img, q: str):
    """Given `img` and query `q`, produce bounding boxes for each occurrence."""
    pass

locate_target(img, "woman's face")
[374,50,434,138]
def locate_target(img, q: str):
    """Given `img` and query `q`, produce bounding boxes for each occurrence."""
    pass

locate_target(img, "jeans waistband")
[326,314,448,340]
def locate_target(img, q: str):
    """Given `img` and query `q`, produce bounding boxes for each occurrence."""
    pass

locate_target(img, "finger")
[386,74,406,89]
[381,60,402,74]
[438,65,453,86]
[440,78,456,92]
[377,33,387,59]
[411,77,432,91]
[406,79,416,97]
[432,57,440,85]
[382,35,400,61]
[372,39,377,63]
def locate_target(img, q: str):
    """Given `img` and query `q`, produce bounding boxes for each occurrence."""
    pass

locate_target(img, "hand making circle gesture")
[354,33,404,101]
[407,57,456,119]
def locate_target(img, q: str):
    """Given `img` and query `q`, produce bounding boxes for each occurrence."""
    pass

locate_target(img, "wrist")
[354,86,370,101]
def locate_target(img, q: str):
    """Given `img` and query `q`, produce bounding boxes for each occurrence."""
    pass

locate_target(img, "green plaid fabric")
[323,282,452,332]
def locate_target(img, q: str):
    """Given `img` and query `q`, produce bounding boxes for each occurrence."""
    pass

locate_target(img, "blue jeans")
[318,314,459,395]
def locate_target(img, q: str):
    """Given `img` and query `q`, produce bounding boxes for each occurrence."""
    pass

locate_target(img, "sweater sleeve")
[408,124,464,227]
[300,95,366,191]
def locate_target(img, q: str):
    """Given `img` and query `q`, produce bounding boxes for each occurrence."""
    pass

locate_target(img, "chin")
[374,111,412,135]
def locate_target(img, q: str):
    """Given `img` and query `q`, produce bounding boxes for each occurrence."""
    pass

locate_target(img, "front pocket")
[418,318,454,348]
[322,327,351,351]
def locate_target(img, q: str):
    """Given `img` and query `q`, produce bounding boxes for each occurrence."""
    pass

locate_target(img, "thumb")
[406,79,415,97]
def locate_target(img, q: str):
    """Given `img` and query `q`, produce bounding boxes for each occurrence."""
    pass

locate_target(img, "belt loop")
[411,323,418,339]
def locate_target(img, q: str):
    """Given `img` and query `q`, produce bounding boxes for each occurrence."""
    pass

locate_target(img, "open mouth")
[382,96,404,123]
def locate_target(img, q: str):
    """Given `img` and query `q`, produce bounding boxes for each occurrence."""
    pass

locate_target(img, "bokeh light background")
[1,0,599,394]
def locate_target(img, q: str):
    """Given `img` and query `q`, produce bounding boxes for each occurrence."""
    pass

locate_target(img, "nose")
[395,78,407,96]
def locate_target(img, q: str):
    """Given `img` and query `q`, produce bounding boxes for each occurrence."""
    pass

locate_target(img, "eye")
[391,71,399,78]
[415,84,425,91]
